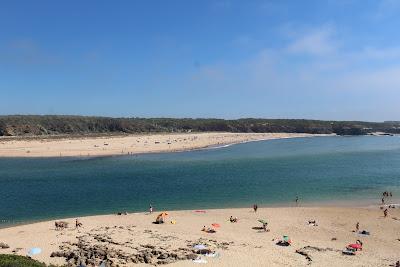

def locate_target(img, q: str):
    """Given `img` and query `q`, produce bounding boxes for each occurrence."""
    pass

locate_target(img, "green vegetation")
[0,115,399,137]
[0,254,58,267]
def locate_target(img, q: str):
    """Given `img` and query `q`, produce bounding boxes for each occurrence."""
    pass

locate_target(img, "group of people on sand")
[55,219,82,230]
[380,191,396,218]
[382,191,393,198]
[381,191,393,204]
[229,216,238,223]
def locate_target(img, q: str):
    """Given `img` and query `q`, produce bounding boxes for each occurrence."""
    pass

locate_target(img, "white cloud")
[359,46,400,60]
[286,25,337,56]
[182,21,400,119]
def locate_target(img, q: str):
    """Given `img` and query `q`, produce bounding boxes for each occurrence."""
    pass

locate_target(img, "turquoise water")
[1,136,400,226]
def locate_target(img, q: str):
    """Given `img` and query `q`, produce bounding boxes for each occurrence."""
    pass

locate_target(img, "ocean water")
[1,135,400,226]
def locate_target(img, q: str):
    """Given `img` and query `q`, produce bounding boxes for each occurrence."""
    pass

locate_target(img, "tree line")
[0,115,399,137]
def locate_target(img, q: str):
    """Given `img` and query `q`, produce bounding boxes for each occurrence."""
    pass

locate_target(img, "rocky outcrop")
[0,242,10,249]
[50,226,232,266]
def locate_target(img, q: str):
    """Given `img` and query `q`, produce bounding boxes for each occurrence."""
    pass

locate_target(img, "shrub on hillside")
[0,254,60,267]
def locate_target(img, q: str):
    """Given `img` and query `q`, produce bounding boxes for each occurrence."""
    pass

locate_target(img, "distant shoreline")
[0,132,330,158]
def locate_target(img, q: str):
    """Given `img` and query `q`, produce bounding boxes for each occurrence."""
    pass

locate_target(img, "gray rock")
[50,251,67,257]
[187,253,198,260]
[144,254,155,264]
[0,242,9,249]
[157,253,169,259]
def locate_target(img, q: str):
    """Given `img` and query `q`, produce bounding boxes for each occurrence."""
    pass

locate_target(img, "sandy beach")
[0,132,321,157]
[0,206,399,266]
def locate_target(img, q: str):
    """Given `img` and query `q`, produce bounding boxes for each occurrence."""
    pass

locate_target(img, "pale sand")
[0,206,399,266]
[0,132,323,157]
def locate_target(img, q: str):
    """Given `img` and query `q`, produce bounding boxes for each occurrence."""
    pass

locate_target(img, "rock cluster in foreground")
[50,225,232,266]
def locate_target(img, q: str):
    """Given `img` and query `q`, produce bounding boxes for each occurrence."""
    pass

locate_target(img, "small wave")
[203,144,234,150]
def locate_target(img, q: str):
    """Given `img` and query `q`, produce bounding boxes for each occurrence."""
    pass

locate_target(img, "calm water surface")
[1,136,400,226]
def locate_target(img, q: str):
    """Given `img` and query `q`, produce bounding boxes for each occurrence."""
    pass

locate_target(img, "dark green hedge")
[0,254,58,267]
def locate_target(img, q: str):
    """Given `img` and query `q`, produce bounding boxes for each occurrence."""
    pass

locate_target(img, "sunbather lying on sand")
[229,216,238,223]
[347,240,363,251]
[276,236,291,246]
[359,230,370,235]
[343,240,363,255]
[263,223,270,232]
[201,226,217,233]
[308,220,318,226]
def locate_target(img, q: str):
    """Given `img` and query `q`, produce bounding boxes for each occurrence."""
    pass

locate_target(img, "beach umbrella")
[27,247,42,256]
[194,244,207,250]
[158,212,168,217]
[258,219,268,224]
[211,223,220,228]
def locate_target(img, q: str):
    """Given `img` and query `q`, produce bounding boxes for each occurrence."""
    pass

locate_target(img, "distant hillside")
[0,115,399,137]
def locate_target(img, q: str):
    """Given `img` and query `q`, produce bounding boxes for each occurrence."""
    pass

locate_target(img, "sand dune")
[0,132,322,157]
[0,206,399,266]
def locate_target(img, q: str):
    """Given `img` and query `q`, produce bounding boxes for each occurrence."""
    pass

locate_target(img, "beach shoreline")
[0,205,399,266]
[2,198,398,230]
[0,132,331,158]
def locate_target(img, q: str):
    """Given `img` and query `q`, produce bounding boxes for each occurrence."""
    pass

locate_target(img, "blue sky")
[1,0,399,121]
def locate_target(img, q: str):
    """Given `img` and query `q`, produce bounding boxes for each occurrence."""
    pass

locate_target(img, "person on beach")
[355,222,359,232]
[253,204,258,213]
[295,196,299,205]
[149,204,153,214]
[262,223,270,232]
[384,208,388,217]
[75,219,82,229]
[229,216,238,223]
[382,197,385,204]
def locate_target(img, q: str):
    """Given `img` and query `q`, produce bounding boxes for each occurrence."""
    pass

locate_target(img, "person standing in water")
[295,196,299,205]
